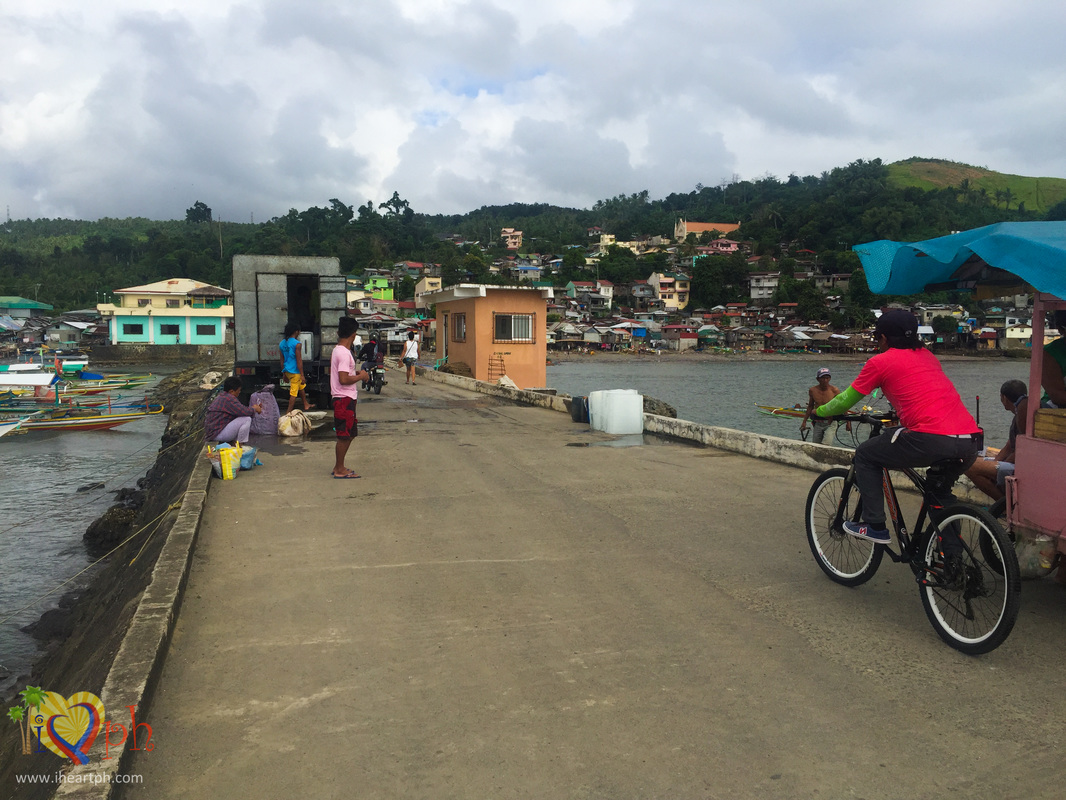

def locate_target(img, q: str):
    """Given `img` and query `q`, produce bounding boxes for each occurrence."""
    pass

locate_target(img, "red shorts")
[333,397,357,438]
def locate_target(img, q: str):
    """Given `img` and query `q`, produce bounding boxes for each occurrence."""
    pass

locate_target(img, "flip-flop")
[332,472,360,479]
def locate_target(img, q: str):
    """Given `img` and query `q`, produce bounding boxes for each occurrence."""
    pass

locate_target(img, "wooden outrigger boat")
[0,409,46,438]
[755,403,807,419]
[12,406,164,432]
[0,370,164,435]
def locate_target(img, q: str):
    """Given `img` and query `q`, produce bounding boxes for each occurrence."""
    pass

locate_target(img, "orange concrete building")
[429,284,553,389]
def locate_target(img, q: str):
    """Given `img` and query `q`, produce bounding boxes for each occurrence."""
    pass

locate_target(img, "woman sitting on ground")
[204,376,262,444]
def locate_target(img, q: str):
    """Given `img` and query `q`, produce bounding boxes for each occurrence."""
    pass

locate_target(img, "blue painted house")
[97,279,232,345]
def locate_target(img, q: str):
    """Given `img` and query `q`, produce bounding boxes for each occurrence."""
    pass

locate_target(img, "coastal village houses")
[0,296,54,319]
[97,278,232,345]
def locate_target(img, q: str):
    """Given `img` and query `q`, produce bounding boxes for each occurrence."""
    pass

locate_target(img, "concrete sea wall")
[419,363,986,502]
[91,343,234,364]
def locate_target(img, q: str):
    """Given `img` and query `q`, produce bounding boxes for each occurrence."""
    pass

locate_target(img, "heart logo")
[32,691,106,764]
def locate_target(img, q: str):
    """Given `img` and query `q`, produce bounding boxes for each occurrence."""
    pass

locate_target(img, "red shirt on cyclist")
[815,310,981,544]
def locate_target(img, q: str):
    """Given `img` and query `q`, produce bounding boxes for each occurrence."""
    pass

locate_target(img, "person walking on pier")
[331,316,369,478]
[402,330,419,384]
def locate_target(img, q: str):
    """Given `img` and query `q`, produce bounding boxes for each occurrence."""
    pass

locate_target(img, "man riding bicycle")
[815,309,982,544]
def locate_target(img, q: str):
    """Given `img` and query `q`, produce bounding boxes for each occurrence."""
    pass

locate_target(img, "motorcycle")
[362,358,387,395]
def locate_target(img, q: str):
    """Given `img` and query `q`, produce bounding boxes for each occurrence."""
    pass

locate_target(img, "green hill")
[887,158,1066,213]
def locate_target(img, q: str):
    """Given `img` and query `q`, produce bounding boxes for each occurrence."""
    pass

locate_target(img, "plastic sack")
[278,409,311,436]
[250,385,281,435]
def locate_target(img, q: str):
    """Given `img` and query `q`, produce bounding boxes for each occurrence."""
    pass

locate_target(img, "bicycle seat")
[927,458,967,474]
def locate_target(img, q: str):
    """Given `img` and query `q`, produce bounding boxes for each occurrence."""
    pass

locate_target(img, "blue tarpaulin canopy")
[853,221,1066,300]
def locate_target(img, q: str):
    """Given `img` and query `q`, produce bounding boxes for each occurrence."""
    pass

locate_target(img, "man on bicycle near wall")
[814,309,983,544]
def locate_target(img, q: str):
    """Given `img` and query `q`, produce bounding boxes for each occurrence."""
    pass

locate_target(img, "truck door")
[255,273,288,363]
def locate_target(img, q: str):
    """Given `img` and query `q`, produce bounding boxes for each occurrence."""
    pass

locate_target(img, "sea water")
[0,374,170,693]
[548,356,1031,448]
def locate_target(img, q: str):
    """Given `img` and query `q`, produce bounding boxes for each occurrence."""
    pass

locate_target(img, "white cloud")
[2,0,1066,221]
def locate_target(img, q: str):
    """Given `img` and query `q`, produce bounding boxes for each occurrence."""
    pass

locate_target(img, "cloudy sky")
[3,0,1066,222]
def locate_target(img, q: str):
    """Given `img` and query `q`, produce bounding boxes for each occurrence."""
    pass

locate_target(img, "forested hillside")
[2,158,1063,312]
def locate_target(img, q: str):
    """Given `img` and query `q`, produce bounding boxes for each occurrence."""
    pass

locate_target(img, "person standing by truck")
[279,322,315,415]
[331,316,369,478]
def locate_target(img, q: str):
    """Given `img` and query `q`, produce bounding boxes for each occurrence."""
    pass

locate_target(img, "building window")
[166,299,181,308]
[452,313,466,342]
[123,323,144,335]
[160,324,180,336]
[137,298,151,307]
[196,324,216,336]
[494,313,534,343]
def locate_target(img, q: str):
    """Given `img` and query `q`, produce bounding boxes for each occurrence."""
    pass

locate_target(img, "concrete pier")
[107,373,1066,799]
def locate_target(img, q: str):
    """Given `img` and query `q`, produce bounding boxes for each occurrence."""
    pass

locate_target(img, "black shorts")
[333,397,357,439]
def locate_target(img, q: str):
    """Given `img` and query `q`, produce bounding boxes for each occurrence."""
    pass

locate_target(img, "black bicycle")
[805,413,1021,654]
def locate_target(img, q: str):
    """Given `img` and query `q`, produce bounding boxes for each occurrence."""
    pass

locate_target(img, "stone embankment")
[0,361,226,799]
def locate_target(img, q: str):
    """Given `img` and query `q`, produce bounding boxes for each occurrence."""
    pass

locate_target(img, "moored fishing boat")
[12,405,165,432]
[0,369,163,434]
[0,409,46,438]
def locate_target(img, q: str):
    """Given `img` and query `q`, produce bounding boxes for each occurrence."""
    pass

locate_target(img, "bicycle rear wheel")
[805,467,883,586]
[920,504,1021,655]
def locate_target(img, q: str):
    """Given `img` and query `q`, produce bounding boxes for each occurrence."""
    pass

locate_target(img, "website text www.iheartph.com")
[15,771,144,785]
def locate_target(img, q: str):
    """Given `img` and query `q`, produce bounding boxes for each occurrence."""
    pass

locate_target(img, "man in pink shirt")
[331,316,369,478]
[815,309,982,544]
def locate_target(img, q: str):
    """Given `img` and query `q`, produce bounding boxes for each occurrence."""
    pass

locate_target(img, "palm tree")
[18,686,47,754]
[8,705,29,755]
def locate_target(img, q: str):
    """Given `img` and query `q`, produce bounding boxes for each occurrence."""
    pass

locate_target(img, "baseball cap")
[816,367,831,379]
[874,309,919,341]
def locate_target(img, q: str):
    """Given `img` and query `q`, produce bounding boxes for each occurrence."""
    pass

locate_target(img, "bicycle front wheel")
[805,467,883,586]
[920,504,1021,655]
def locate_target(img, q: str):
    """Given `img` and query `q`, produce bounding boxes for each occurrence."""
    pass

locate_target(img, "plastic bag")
[207,443,242,480]
[239,446,261,470]
[278,409,311,436]
[250,385,281,435]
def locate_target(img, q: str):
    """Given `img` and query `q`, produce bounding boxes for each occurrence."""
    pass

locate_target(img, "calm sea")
[0,372,171,693]
[547,356,1032,449]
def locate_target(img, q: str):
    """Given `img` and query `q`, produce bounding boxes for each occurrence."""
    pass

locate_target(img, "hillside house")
[648,272,691,311]
[674,220,741,241]
[500,228,523,250]
[414,276,443,309]
[749,272,781,301]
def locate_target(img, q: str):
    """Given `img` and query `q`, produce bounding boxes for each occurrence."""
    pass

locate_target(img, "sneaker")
[842,520,891,544]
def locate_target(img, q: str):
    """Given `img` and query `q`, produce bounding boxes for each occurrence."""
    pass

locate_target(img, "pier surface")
[124,377,1066,799]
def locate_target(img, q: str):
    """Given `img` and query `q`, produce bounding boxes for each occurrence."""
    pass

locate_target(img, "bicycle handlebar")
[824,411,897,428]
